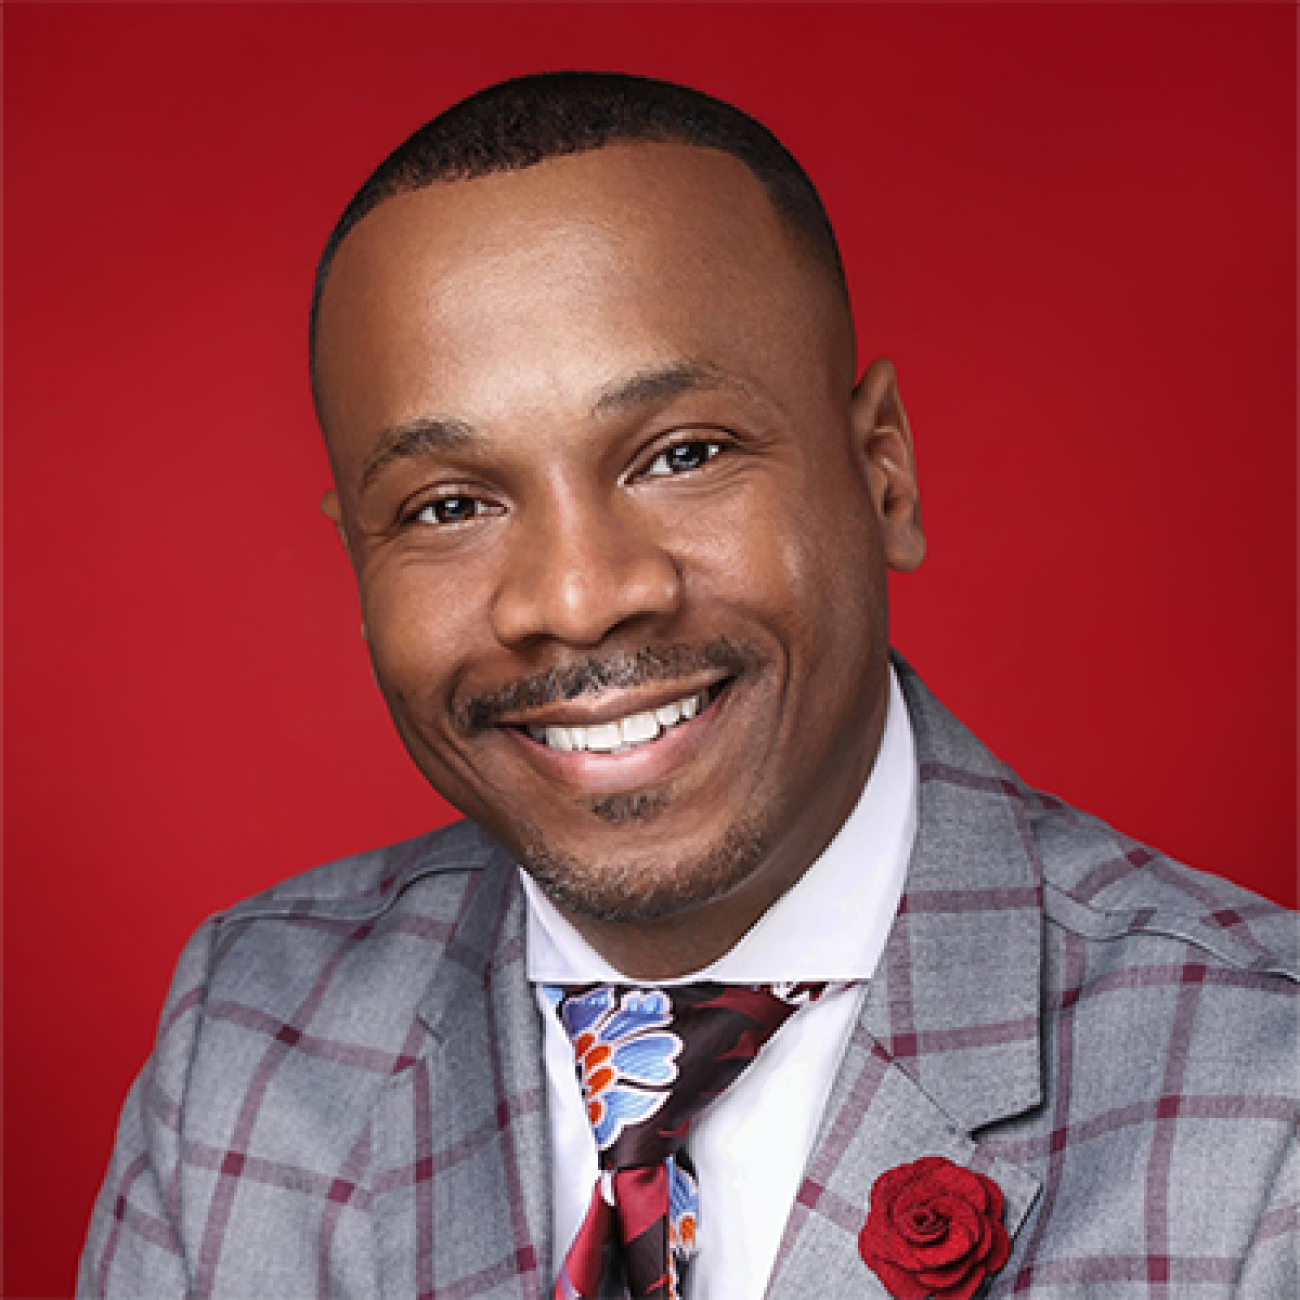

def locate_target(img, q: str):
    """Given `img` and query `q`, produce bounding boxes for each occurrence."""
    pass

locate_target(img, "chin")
[518,814,769,925]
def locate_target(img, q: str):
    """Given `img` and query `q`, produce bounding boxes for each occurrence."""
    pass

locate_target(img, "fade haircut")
[308,70,848,386]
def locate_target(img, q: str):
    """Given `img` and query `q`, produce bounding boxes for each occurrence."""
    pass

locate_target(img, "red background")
[4,4,1296,1296]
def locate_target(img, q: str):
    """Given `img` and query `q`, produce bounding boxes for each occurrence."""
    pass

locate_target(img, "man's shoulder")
[143,818,517,1099]
[1026,792,1298,983]
[164,817,514,1029]
[221,815,507,925]
[896,655,1297,983]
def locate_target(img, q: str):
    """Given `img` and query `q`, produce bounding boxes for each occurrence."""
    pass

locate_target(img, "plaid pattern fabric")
[79,661,1298,1298]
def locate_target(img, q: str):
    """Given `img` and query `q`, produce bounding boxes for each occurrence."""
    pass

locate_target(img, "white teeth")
[655,700,682,727]
[584,722,623,752]
[620,710,659,745]
[527,688,710,753]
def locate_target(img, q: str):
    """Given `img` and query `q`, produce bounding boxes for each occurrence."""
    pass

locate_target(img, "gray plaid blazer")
[79,664,1298,1298]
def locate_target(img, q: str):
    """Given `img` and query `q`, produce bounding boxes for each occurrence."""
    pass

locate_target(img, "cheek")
[686,480,881,641]
[359,555,480,705]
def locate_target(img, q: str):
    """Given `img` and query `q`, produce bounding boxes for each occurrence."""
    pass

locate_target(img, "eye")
[413,495,488,526]
[643,440,723,478]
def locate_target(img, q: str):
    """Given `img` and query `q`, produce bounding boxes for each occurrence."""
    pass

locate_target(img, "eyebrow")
[590,361,752,420]
[357,362,755,494]
[359,416,477,494]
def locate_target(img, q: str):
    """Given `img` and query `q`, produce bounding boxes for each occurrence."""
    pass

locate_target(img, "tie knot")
[548,981,826,1171]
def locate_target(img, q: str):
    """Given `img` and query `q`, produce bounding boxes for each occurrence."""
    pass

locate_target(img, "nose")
[490,496,683,649]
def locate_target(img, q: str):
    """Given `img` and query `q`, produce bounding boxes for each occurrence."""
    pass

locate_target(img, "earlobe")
[851,358,926,573]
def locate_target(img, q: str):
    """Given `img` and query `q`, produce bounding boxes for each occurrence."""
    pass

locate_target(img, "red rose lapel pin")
[859,1156,1011,1300]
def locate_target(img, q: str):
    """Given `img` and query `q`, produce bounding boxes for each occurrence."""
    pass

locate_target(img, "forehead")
[313,143,851,463]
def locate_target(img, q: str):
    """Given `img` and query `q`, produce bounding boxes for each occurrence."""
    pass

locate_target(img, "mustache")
[455,637,762,735]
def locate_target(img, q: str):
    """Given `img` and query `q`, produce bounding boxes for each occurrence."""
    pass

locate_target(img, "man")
[80,72,1296,1299]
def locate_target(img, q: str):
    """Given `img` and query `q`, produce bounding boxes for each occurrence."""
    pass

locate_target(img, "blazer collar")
[412,852,554,1297]
[864,656,1045,1131]
[765,658,1045,1297]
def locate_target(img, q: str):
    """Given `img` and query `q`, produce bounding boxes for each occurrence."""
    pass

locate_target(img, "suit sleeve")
[77,917,220,1298]
[1236,1133,1298,1298]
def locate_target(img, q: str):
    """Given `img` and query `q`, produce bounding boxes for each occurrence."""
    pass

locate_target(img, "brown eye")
[645,440,722,477]
[417,496,480,525]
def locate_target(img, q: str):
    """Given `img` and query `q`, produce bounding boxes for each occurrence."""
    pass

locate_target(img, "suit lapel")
[766,662,1045,1297]
[374,850,552,1300]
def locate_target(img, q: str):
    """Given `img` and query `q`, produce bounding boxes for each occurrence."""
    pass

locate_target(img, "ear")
[320,488,368,642]
[850,357,925,573]
[319,487,351,554]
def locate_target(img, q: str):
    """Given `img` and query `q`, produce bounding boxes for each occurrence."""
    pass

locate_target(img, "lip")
[501,678,733,795]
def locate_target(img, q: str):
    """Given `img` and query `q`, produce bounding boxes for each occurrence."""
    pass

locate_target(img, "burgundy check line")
[1147,860,1282,968]
[405,849,487,1300]
[1212,901,1285,924]
[1253,1204,1298,1243]
[413,1041,437,1299]
[917,760,1060,804]
[96,1154,179,1294]
[145,981,206,1266]
[885,1015,1038,1059]
[155,985,205,1039]
[180,1137,375,1208]
[97,1048,188,1284]
[1149,858,1245,913]
[767,1030,893,1283]
[898,886,1041,913]
[1070,844,1284,970]
[160,1054,191,1245]
[1073,845,1159,904]
[390,912,459,944]
[1024,1255,1238,1285]
[981,1093,1297,1164]
[882,899,918,1059]
[480,875,544,1300]
[494,925,528,966]
[794,1180,872,1235]
[1011,930,1088,1294]
[1048,961,1291,1006]
[1143,961,1206,1298]
[114,1193,181,1256]
[213,919,250,966]
[368,1091,547,1196]
[1004,768,1050,880]
[195,920,379,1297]
[143,1063,183,1134]
[206,999,416,1074]
[424,1252,538,1300]
[264,1118,366,1300]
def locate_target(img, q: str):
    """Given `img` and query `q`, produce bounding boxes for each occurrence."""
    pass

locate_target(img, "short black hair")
[309,71,847,383]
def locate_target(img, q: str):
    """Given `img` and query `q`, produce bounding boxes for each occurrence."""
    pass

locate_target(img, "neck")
[553,703,889,981]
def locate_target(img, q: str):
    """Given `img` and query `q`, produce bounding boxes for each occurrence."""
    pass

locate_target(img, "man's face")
[314,144,922,974]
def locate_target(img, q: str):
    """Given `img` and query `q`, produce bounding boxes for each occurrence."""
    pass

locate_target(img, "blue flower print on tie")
[552,986,683,1150]
[666,1154,699,1260]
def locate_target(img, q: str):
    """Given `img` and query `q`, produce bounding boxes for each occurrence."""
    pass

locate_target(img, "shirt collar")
[521,666,917,984]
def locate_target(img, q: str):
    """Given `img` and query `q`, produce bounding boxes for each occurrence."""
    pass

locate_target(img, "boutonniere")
[858,1156,1011,1299]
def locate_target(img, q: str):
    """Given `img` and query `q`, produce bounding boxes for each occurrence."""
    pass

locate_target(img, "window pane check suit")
[79,662,1298,1298]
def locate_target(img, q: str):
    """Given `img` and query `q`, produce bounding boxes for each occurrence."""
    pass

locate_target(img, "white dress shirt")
[521,667,918,1298]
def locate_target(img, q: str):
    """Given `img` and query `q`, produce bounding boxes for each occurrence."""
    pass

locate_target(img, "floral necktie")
[546,981,827,1300]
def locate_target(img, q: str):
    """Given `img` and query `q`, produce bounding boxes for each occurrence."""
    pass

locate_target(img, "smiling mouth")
[520,682,726,754]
